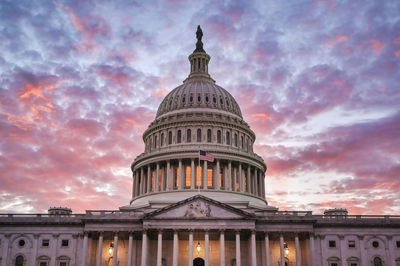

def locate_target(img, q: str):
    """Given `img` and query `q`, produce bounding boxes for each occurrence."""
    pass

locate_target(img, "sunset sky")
[1,0,399,215]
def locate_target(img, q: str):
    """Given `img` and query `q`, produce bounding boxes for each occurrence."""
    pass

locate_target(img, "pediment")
[144,195,254,219]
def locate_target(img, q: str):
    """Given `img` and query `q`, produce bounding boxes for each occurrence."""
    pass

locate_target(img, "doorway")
[193,257,204,266]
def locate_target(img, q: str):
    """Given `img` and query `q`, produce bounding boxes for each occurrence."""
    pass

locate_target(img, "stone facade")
[1,27,400,266]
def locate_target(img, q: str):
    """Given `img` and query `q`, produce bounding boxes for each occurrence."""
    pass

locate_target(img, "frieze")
[184,201,211,218]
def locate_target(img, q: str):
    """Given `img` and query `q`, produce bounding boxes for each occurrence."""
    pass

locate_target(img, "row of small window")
[14,255,69,266]
[164,93,237,110]
[328,239,400,248]
[17,239,69,248]
[147,129,252,150]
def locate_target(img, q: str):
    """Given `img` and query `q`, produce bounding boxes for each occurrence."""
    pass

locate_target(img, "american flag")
[199,150,214,162]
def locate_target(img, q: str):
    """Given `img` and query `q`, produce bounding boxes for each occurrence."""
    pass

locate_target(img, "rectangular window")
[396,240,400,248]
[196,166,202,187]
[207,169,213,187]
[40,263,47,266]
[175,168,179,188]
[42,239,50,247]
[330,264,338,266]
[61,239,69,247]
[350,264,357,266]
[185,166,191,187]
[348,240,356,248]
[60,263,67,266]
[328,240,336,248]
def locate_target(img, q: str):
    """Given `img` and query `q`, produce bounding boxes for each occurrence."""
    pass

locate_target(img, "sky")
[0,0,399,215]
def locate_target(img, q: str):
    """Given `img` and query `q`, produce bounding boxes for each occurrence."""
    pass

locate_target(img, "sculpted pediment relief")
[145,195,254,219]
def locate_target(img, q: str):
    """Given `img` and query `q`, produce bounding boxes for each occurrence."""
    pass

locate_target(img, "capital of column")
[113,231,119,236]
[52,233,59,238]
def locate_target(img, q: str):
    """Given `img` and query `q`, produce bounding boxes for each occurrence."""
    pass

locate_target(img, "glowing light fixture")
[109,242,114,256]
[197,242,201,253]
[284,242,289,255]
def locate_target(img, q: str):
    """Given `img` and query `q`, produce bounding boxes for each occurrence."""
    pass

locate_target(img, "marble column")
[233,166,237,191]
[255,169,259,196]
[359,236,366,266]
[112,232,118,266]
[188,231,194,266]
[227,161,232,191]
[205,230,209,266]
[141,231,148,266]
[262,173,266,197]
[216,159,221,189]
[309,234,314,266]
[140,167,145,194]
[236,231,241,266]
[147,165,151,193]
[135,170,140,197]
[132,173,136,198]
[220,230,225,266]
[173,230,178,266]
[128,232,133,266]
[251,231,257,266]
[156,163,160,192]
[203,160,208,189]
[166,160,171,191]
[157,230,163,266]
[82,232,88,266]
[238,163,243,192]
[178,159,183,189]
[265,233,270,266]
[339,235,346,266]
[280,234,285,266]
[247,166,251,193]
[31,234,39,266]
[191,159,195,189]
[295,233,301,266]
[96,232,103,266]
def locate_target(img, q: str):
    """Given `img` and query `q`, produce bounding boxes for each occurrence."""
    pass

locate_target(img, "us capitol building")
[1,26,400,266]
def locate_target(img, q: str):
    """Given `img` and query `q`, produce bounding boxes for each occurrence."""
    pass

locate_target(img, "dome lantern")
[184,25,215,84]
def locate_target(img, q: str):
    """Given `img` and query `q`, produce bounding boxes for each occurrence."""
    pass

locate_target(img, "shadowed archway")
[193,257,204,266]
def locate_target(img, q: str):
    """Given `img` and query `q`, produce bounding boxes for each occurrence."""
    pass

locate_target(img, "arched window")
[217,130,221,144]
[161,133,164,146]
[226,131,231,145]
[154,135,157,149]
[373,257,383,266]
[234,133,238,147]
[15,255,24,266]
[187,129,191,143]
[177,130,182,143]
[197,129,201,142]
[168,131,172,145]
[241,136,244,149]
[207,129,212,143]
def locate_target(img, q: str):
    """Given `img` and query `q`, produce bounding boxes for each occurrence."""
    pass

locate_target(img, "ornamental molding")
[183,201,211,218]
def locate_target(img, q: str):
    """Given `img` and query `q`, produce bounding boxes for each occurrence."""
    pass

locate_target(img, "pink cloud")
[325,35,348,48]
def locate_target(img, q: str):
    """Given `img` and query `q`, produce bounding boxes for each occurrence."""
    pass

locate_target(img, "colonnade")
[132,158,266,199]
[84,230,310,266]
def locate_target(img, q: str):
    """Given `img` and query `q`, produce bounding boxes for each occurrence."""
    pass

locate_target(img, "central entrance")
[193,257,204,266]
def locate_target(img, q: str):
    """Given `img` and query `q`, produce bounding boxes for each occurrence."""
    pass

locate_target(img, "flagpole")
[198,150,200,194]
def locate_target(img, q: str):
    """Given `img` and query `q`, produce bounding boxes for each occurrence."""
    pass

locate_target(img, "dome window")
[217,130,221,144]
[213,97,216,103]
[234,133,238,147]
[198,95,201,102]
[207,129,212,143]
[206,96,209,102]
[177,130,182,144]
[226,131,231,145]
[220,98,223,104]
[226,100,230,106]
[190,95,193,102]
[169,100,173,107]
[182,97,186,103]
[18,239,26,247]
[197,129,201,142]
[154,135,157,148]
[168,131,172,145]
[187,129,191,143]
[161,133,164,146]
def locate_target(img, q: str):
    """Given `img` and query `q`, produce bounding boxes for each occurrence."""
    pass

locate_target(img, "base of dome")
[120,190,277,214]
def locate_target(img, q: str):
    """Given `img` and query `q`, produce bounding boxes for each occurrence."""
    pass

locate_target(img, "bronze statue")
[194,25,205,53]
[196,25,203,42]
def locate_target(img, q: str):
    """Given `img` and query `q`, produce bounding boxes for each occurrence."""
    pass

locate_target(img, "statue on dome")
[194,25,205,53]
[196,25,203,42]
